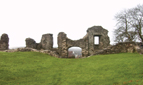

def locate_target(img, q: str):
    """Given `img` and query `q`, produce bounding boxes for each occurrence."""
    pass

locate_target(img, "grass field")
[0,52,143,85]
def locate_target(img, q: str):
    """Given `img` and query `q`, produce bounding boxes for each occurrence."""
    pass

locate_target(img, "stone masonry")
[0,33,9,50]
[41,34,53,50]
[25,33,53,50]
[93,42,143,55]
[25,38,37,49]
[1,25,143,58]
[24,26,142,58]
[87,26,110,55]
[58,26,110,58]
[25,26,110,58]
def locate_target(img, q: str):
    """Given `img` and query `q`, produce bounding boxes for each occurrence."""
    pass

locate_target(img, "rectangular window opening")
[94,36,99,45]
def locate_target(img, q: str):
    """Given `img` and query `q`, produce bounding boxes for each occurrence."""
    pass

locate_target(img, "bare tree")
[114,4,143,42]
[130,5,143,42]
[114,10,137,42]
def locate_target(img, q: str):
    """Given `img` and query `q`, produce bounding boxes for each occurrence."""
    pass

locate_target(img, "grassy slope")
[0,52,143,85]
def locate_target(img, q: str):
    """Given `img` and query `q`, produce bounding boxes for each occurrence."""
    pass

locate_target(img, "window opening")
[94,36,99,45]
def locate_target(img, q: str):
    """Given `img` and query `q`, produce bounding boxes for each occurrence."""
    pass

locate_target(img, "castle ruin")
[25,26,110,58]
[1,26,143,57]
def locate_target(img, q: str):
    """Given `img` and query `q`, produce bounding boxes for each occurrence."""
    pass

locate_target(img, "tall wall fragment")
[41,34,53,50]
[87,26,110,55]
[0,33,9,50]
[25,38,37,49]
[25,33,53,50]
[58,32,67,57]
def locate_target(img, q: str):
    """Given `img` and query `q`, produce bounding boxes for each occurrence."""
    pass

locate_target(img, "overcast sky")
[0,0,143,49]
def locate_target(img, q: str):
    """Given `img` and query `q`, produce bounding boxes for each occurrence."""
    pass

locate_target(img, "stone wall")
[57,32,67,57]
[93,42,143,55]
[25,33,53,50]
[0,33,9,50]
[58,26,110,58]
[25,26,110,58]
[66,36,89,57]
[87,26,110,55]
[25,26,142,58]
[1,26,143,59]
[41,34,53,50]
[58,32,89,58]
[25,38,37,49]
[4,47,60,58]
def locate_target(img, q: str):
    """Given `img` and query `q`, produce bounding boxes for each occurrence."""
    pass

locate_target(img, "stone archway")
[68,46,82,58]
[58,32,89,58]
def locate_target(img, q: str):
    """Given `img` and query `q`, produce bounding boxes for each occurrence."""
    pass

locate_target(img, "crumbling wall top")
[87,26,108,35]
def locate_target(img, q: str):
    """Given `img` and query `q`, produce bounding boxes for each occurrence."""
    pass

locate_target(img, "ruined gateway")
[25,26,110,58]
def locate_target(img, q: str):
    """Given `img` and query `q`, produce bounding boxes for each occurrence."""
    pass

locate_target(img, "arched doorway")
[68,47,82,58]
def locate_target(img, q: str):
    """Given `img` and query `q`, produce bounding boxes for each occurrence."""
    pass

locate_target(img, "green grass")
[0,52,143,85]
